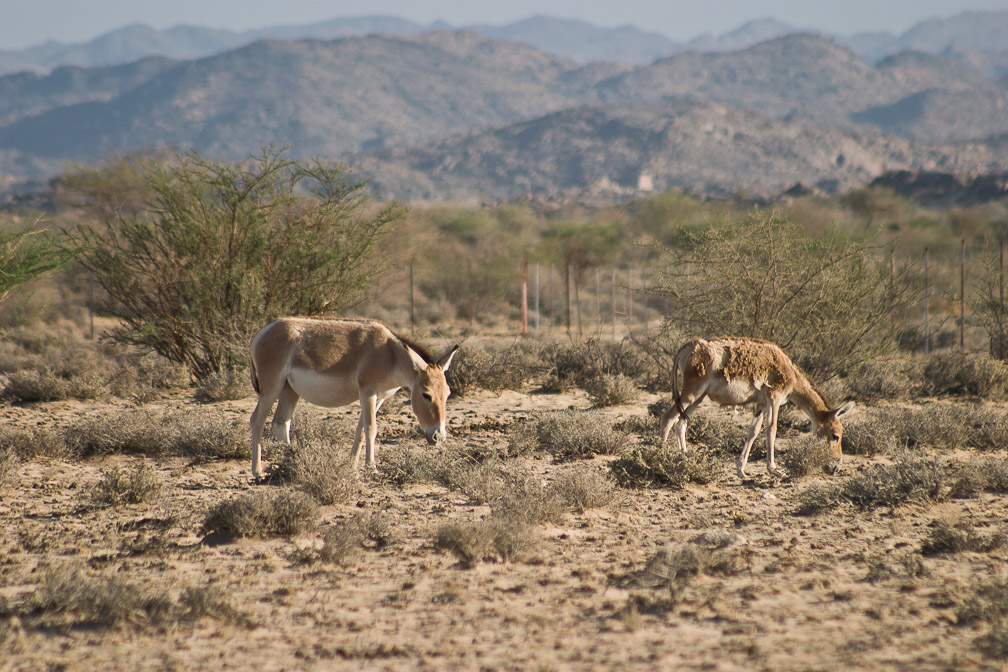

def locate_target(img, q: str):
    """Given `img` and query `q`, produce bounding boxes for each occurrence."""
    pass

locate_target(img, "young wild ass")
[249,318,457,481]
[659,337,854,478]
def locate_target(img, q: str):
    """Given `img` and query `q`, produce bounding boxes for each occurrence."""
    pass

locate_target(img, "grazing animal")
[249,317,457,481]
[659,337,854,478]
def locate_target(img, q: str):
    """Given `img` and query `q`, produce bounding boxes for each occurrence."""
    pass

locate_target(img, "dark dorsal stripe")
[395,331,436,365]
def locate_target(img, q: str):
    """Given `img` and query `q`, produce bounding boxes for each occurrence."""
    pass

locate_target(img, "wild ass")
[659,337,854,478]
[249,318,457,481]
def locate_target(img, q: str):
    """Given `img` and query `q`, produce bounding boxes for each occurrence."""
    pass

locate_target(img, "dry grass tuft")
[434,517,536,568]
[194,367,250,402]
[949,456,1008,498]
[271,438,360,505]
[202,488,319,538]
[920,519,1006,556]
[586,373,638,407]
[508,410,628,462]
[779,435,834,479]
[795,456,949,514]
[610,444,720,489]
[551,466,617,513]
[90,461,163,506]
[444,340,534,396]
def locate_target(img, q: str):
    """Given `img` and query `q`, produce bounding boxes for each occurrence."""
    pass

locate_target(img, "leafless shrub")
[551,467,617,513]
[63,409,246,460]
[271,439,360,505]
[377,441,474,488]
[958,579,1008,628]
[0,425,68,461]
[314,519,366,566]
[542,338,650,392]
[489,468,566,525]
[921,519,1006,556]
[107,347,190,401]
[586,373,638,407]
[610,444,720,489]
[949,456,1008,498]
[508,410,628,462]
[201,488,319,538]
[178,585,252,626]
[685,409,751,457]
[444,340,533,396]
[10,563,174,629]
[847,357,927,401]
[194,367,250,402]
[0,445,16,485]
[90,461,163,506]
[924,351,1008,400]
[795,456,949,514]
[843,403,1008,456]
[434,517,536,568]
[779,435,834,478]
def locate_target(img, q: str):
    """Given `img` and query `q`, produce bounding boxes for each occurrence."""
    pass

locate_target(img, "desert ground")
[2,354,1008,672]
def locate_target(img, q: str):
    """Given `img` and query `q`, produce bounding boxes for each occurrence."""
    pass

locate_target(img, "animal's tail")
[250,357,260,396]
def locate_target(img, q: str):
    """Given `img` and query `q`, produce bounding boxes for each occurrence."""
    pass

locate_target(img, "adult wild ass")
[659,337,854,478]
[249,318,457,481]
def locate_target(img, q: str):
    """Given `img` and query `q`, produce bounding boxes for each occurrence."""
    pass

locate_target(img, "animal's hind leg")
[271,383,299,444]
[250,384,284,482]
[737,408,766,478]
[659,391,707,451]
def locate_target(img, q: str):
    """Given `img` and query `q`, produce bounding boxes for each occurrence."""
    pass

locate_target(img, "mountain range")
[1,13,1007,203]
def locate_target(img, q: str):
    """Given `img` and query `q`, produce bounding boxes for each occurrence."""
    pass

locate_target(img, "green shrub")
[64,148,402,378]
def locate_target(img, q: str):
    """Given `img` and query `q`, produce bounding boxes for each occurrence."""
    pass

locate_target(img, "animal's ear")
[834,400,855,417]
[437,345,459,372]
[405,344,429,373]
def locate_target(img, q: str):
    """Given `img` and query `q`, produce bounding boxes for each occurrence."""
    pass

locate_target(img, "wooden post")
[534,262,540,331]
[924,248,930,355]
[627,267,633,335]
[641,268,648,334]
[574,267,583,336]
[1000,239,1005,359]
[611,268,617,340]
[89,275,95,341]
[409,261,415,337]
[565,259,572,333]
[521,260,528,335]
[960,239,966,350]
[467,259,474,328]
[889,249,896,331]
[595,267,601,335]
[548,264,554,330]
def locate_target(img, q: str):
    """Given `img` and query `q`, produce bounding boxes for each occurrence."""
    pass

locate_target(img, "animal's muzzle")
[426,428,447,445]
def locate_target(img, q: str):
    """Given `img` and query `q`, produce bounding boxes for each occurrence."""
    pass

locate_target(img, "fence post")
[641,268,648,335]
[565,260,572,333]
[535,262,540,331]
[924,248,930,354]
[960,239,966,350]
[595,267,601,335]
[1000,239,1005,359]
[89,275,95,340]
[627,267,633,335]
[611,268,617,340]
[409,261,415,337]
[889,249,896,331]
[521,260,528,335]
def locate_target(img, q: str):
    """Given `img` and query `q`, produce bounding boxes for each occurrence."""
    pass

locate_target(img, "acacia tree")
[0,223,75,302]
[654,210,916,380]
[64,147,403,377]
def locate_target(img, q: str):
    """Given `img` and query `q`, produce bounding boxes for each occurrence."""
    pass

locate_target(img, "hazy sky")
[4,0,1008,50]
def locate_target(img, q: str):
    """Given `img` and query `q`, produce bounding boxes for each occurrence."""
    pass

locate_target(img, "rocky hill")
[350,102,1008,202]
[1,29,1007,202]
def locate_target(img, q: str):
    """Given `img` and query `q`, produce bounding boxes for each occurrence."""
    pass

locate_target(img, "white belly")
[705,376,765,406]
[287,367,362,408]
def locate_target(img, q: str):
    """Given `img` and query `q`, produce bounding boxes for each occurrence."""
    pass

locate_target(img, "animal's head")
[815,400,855,473]
[406,344,458,445]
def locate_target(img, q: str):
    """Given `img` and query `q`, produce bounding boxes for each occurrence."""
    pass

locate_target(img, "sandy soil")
[1,386,1007,672]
